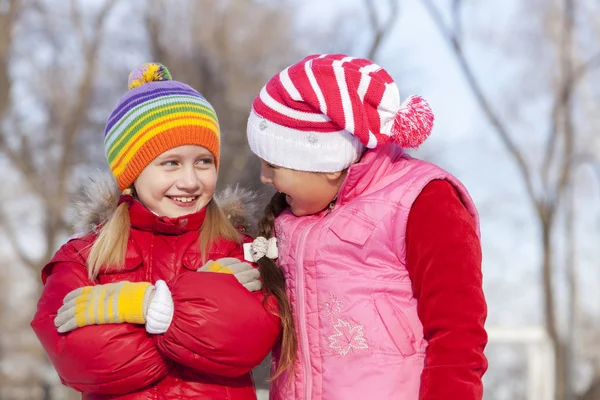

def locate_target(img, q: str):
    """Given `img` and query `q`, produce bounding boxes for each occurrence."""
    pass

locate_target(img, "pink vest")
[270,146,479,400]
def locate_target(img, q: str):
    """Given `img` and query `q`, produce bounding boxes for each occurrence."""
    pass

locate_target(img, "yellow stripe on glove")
[198,258,262,292]
[54,281,154,333]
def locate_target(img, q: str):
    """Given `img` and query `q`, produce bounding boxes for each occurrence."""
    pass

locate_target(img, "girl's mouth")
[167,196,199,207]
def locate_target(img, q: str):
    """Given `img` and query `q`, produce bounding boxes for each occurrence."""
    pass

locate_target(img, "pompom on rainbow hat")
[104,62,220,191]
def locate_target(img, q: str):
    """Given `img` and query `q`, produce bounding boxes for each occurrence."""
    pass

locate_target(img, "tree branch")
[0,0,23,117]
[43,0,119,255]
[452,0,462,41]
[57,0,118,199]
[573,51,600,85]
[363,0,400,61]
[70,0,90,49]
[545,32,600,199]
[421,0,539,209]
[0,207,38,272]
[0,131,46,199]
[145,0,168,63]
[551,0,575,215]
[541,92,563,192]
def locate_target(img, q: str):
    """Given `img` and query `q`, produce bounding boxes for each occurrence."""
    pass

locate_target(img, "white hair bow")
[243,236,278,262]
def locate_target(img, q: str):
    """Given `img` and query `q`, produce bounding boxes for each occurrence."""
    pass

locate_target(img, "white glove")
[145,280,174,334]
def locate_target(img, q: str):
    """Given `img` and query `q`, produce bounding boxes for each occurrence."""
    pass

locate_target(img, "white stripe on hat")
[305,59,328,115]
[360,63,382,74]
[357,63,380,103]
[379,82,401,136]
[357,74,371,103]
[280,67,303,101]
[333,58,355,133]
[258,86,330,123]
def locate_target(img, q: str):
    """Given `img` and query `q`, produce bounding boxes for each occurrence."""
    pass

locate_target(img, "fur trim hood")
[70,171,263,236]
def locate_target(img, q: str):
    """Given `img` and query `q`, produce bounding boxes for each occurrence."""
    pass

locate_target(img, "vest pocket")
[373,295,417,357]
[329,210,377,246]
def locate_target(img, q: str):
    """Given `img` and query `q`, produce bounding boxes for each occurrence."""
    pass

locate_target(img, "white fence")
[487,326,555,400]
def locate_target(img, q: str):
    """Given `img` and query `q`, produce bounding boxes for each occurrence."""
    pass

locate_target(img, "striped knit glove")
[198,258,262,292]
[54,281,155,333]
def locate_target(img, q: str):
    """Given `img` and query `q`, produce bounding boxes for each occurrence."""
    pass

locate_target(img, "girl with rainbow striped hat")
[31,63,290,399]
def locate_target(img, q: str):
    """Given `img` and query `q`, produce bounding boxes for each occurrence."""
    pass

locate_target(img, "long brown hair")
[257,192,297,379]
[87,191,240,280]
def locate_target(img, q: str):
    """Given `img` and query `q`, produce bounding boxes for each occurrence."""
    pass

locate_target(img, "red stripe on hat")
[343,68,371,145]
[341,58,386,144]
[348,58,374,70]
[252,66,336,132]
[269,74,318,114]
[287,57,322,115]
[362,72,387,140]
[369,65,394,84]
[312,58,346,128]
[267,79,336,130]
[252,97,340,133]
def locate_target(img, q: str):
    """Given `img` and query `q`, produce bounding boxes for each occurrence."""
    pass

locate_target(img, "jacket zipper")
[295,219,318,400]
[325,199,336,216]
[295,197,338,399]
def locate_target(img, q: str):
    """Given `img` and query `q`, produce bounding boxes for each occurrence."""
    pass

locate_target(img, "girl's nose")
[260,165,272,185]
[177,166,200,191]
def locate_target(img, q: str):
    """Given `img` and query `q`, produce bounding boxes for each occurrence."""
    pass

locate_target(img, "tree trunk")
[542,215,566,400]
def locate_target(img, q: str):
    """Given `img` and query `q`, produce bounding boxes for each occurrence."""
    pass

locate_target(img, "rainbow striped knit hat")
[104,63,220,191]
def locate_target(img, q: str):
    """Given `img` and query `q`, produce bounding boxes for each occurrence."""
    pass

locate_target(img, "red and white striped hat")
[247,54,434,172]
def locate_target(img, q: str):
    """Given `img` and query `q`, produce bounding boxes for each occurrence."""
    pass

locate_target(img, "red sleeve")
[30,241,170,395]
[405,179,488,400]
[153,237,281,377]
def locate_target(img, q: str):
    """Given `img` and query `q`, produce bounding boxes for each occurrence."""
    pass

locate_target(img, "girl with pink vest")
[245,54,488,399]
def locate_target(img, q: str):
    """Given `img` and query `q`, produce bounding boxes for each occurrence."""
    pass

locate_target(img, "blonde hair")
[87,191,240,280]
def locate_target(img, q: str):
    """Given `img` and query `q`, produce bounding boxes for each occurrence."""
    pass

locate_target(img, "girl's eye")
[197,158,214,165]
[267,163,277,169]
[161,160,179,167]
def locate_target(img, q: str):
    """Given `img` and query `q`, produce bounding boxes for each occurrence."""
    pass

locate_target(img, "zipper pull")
[325,198,336,216]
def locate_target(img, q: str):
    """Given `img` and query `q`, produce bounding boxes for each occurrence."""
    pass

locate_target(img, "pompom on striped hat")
[247,54,434,172]
[104,62,220,191]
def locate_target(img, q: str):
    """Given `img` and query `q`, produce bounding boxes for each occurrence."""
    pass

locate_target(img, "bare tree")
[0,0,409,396]
[143,0,301,188]
[421,0,600,399]
[0,0,22,118]
[143,0,403,188]
[0,0,119,281]
[0,0,120,396]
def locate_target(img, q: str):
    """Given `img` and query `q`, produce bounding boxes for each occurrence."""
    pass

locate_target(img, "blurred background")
[0,0,599,399]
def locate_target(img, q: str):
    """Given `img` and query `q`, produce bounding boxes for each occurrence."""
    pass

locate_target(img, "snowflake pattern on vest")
[320,294,369,356]
[328,319,369,356]
[319,294,344,319]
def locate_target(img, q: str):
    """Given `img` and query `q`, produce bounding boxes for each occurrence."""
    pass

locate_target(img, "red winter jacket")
[31,195,281,399]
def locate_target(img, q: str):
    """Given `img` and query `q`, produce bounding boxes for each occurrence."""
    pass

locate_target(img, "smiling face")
[259,158,347,217]
[133,145,217,218]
